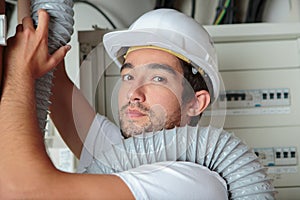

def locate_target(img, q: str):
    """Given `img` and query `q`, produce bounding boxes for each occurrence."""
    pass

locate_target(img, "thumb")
[36,45,71,78]
[48,45,71,69]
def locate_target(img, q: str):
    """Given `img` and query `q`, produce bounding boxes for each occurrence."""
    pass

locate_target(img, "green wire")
[214,0,231,25]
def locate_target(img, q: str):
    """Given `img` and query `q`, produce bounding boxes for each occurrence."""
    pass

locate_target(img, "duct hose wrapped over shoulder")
[84,126,276,199]
[31,0,74,132]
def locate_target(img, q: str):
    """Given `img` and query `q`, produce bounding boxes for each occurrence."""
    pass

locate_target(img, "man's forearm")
[0,69,56,197]
[0,0,5,97]
[50,62,96,158]
[0,75,133,199]
[0,8,71,197]
[17,0,31,24]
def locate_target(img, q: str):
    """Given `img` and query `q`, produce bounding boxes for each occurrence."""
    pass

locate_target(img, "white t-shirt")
[115,161,228,200]
[78,114,228,199]
[78,114,123,173]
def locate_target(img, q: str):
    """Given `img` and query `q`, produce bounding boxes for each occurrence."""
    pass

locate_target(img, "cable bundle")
[214,0,236,25]
[245,0,267,23]
[213,0,267,24]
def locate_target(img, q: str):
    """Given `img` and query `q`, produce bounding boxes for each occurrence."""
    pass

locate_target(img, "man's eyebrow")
[120,63,178,76]
[120,63,134,73]
[147,63,177,76]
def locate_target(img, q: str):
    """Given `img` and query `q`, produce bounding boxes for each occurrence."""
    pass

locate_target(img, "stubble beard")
[119,102,182,138]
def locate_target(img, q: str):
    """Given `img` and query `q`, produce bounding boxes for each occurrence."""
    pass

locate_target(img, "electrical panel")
[208,88,291,115]
[254,146,298,166]
[203,23,300,200]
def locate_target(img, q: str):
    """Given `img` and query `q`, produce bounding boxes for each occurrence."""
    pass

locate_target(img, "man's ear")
[187,90,211,117]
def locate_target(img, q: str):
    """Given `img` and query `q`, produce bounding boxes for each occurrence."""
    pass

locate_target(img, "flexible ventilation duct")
[83,125,276,199]
[31,0,74,132]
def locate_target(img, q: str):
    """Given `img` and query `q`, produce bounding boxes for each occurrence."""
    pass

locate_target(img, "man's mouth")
[126,109,147,118]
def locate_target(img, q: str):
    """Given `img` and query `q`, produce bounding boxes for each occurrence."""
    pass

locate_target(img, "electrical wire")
[155,0,162,9]
[214,0,231,25]
[155,0,196,19]
[228,0,234,23]
[245,0,266,23]
[164,0,176,8]
[155,0,176,9]
[73,0,117,29]
[191,0,196,18]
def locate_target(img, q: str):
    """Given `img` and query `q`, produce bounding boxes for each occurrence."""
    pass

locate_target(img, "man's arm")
[0,0,5,97]
[50,62,96,159]
[0,9,133,199]
[17,0,97,159]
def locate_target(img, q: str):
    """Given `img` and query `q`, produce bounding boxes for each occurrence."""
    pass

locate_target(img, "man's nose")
[127,85,146,103]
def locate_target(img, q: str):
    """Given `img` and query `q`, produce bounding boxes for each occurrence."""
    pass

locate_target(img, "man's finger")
[15,24,23,33]
[22,16,34,30]
[47,45,71,69]
[36,9,49,37]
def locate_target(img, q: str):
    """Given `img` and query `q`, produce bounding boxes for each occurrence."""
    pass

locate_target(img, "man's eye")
[122,74,133,81]
[153,76,165,82]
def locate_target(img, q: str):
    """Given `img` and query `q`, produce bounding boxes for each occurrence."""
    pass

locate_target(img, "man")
[0,5,229,199]
[6,3,276,199]
[49,8,218,171]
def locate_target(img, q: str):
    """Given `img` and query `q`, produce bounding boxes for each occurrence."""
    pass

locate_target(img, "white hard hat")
[103,8,220,102]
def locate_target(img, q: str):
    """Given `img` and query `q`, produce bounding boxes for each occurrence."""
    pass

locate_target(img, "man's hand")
[0,9,71,198]
[4,9,70,80]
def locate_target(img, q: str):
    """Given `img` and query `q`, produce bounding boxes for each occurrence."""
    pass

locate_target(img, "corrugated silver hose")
[84,126,277,199]
[30,0,74,132]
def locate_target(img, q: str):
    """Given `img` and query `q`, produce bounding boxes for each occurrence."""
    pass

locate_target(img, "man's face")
[118,48,192,138]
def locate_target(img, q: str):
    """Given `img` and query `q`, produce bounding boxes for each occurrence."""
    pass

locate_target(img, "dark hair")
[179,59,210,126]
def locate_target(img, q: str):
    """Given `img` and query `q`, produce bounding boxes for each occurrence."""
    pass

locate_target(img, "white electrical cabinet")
[205,23,300,200]
[79,23,300,200]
